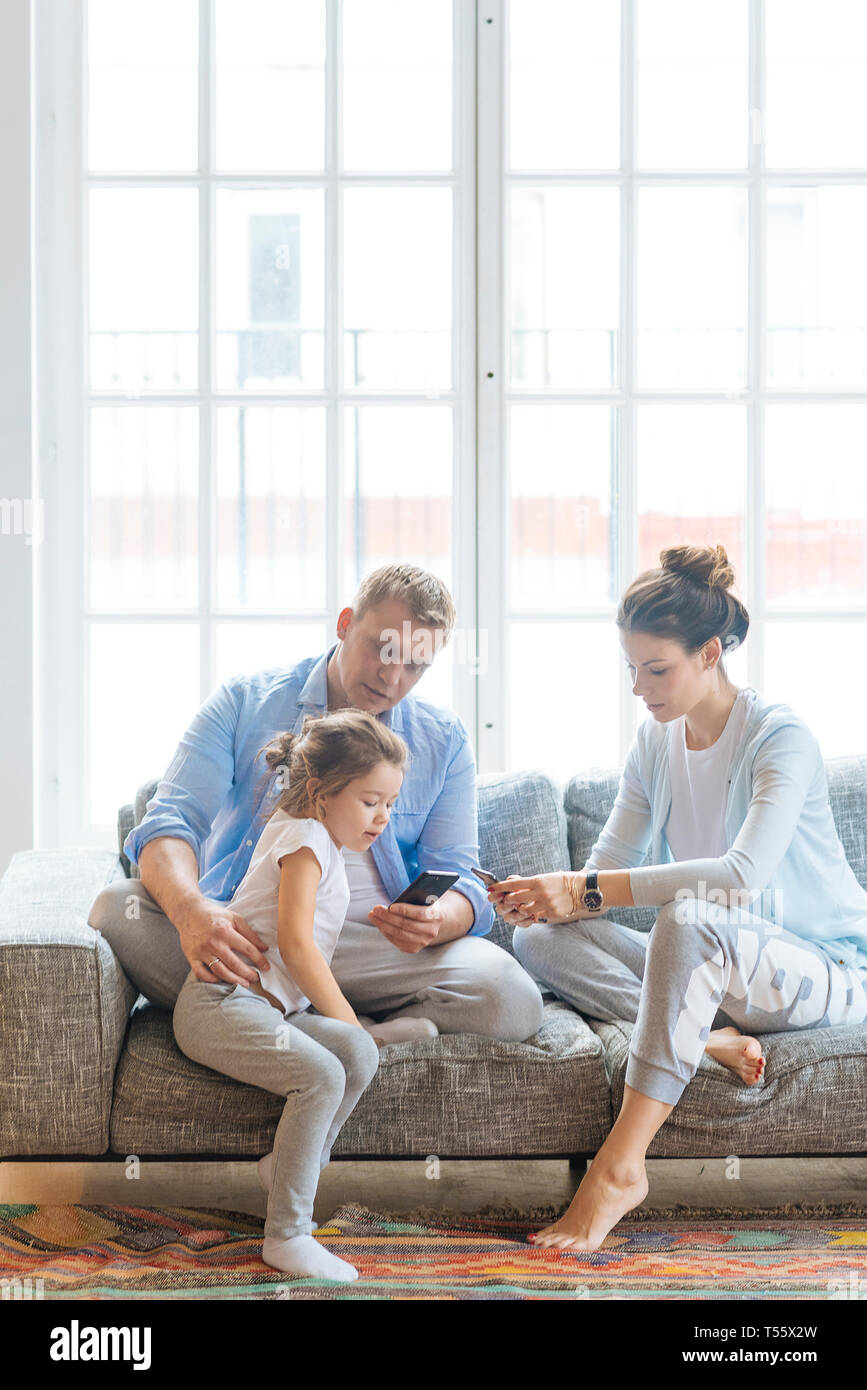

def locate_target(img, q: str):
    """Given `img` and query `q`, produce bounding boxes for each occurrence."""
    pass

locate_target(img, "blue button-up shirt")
[123,642,494,936]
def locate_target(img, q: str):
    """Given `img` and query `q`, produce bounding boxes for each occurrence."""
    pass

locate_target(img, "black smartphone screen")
[391,871,459,907]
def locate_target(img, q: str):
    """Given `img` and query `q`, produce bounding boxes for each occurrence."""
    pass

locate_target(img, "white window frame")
[476,0,867,775]
[35,0,478,849]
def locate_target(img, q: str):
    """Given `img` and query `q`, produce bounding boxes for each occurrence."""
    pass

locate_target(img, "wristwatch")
[581,871,605,914]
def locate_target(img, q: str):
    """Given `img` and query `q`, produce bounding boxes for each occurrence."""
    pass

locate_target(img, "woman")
[489,542,867,1253]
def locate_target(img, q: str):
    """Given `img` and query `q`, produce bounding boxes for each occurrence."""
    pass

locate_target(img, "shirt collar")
[298,640,397,730]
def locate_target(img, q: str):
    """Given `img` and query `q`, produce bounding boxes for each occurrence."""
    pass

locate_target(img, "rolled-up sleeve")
[123,677,243,870]
[415,717,494,937]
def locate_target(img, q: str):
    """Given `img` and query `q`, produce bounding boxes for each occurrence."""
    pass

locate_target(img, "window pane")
[343,406,452,590]
[767,187,867,390]
[89,408,198,611]
[509,404,615,609]
[343,189,452,389]
[766,0,867,168]
[87,0,198,171]
[509,0,620,170]
[89,624,200,826]
[215,624,328,686]
[765,405,867,606]
[215,0,325,171]
[510,188,620,389]
[343,0,452,171]
[636,405,747,576]
[637,187,747,388]
[89,189,198,392]
[508,622,621,775]
[636,0,748,169]
[216,407,327,611]
[764,622,867,759]
[215,189,325,392]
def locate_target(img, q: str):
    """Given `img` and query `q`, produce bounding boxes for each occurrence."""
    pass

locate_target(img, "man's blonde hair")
[350,563,457,645]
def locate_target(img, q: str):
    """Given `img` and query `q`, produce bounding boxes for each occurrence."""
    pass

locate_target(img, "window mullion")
[326,0,341,634]
[619,0,637,760]
[199,0,214,701]
[748,0,766,695]
[476,0,506,774]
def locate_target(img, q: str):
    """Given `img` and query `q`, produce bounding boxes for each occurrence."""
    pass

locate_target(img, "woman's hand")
[486,872,597,927]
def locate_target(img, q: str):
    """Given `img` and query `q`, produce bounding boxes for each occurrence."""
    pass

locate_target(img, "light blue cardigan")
[583,686,867,971]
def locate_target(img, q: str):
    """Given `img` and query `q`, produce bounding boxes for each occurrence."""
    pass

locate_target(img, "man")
[88,562,544,1045]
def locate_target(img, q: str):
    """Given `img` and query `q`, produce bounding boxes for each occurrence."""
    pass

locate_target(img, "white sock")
[262,1234,359,1282]
[357,1014,439,1046]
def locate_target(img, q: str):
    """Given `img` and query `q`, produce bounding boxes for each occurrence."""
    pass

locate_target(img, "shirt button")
[246,840,252,847]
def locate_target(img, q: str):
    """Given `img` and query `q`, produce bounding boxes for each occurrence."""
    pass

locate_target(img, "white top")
[664,687,752,861]
[227,811,351,1016]
[341,845,390,922]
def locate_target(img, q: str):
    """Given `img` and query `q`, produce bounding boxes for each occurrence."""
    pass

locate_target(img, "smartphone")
[472,867,499,888]
[391,870,460,907]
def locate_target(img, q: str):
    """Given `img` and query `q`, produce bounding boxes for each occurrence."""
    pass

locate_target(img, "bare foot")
[704,1025,765,1084]
[528,1158,649,1252]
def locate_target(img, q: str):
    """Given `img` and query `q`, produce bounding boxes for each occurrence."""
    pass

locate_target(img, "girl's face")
[315,760,404,851]
[620,631,722,722]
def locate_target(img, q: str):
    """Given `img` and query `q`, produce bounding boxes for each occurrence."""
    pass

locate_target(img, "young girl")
[172,707,409,1283]
[491,541,867,1253]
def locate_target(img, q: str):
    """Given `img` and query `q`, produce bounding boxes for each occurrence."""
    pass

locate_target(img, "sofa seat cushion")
[109,1000,612,1157]
[476,769,570,956]
[590,1018,867,1156]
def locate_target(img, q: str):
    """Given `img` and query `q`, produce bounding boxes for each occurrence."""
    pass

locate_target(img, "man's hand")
[176,898,272,986]
[367,900,444,953]
[367,886,472,951]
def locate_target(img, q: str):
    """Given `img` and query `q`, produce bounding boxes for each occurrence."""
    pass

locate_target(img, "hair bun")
[659,543,734,592]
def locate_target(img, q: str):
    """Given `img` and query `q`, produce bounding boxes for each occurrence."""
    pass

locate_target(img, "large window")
[39,0,474,845]
[36,0,867,849]
[477,0,867,778]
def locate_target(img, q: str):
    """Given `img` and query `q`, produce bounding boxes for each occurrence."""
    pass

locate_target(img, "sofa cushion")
[825,754,867,891]
[109,999,612,1158]
[0,849,136,1156]
[564,767,657,933]
[476,769,570,955]
[590,1017,867,1156]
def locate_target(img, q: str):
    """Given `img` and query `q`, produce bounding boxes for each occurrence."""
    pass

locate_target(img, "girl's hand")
[486,872,591,926]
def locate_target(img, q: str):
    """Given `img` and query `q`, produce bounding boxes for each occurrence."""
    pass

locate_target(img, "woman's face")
[620,631,721,722]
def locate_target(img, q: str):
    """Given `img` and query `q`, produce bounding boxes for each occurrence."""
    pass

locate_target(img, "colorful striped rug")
[1,1203,865,1300]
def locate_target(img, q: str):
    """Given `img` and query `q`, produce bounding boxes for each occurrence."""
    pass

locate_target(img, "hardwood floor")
[2,1156,865,1221]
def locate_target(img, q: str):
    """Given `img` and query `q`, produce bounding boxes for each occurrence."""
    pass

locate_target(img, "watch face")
[583,889,604,911]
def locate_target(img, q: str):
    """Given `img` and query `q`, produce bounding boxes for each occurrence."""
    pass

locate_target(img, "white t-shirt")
[227,811,351,1016]
[341,845,390,922]
[664,687,754,861]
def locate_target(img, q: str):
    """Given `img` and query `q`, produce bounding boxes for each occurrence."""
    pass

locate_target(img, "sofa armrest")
[0,849,138,1156]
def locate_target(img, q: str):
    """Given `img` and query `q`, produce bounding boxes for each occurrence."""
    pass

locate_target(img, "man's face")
[333,599,443,713]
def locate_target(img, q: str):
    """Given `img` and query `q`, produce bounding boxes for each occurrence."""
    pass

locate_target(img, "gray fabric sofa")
[2,760,866,1163]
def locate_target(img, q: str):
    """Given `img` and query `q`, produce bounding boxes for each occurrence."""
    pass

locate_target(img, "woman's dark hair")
[252,707,410,830]
[616,542,750,673]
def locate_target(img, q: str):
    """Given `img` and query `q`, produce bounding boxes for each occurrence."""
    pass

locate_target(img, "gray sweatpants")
[513,896,867,1105]
[87,877,544,1039]
[172,969,380,1241]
